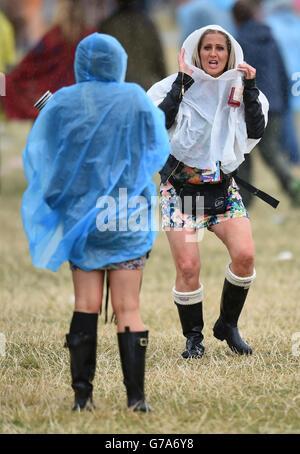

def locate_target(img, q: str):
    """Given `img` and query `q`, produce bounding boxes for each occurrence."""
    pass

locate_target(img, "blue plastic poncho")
[21,33,170,272]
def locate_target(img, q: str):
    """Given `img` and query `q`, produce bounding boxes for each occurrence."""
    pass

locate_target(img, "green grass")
[0,119,299,434]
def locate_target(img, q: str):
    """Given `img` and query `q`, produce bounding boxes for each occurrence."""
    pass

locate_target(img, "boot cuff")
[226,264,256,289]
[172,284,204,305]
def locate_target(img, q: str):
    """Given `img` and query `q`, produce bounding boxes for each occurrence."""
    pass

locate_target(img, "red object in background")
[293,0,300,12]
[2,25,95,119]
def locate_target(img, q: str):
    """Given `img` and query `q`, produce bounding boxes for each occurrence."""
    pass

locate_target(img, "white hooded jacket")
[147,25,269,174]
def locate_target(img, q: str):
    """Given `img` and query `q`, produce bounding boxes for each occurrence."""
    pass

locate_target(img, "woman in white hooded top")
[147,25,269,358]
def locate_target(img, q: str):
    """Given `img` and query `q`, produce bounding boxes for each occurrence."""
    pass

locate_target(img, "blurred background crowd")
[0,0,300,206]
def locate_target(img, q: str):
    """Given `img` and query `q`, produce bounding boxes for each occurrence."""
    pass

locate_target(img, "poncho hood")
[74,32,128,83]
[148,25,269,173]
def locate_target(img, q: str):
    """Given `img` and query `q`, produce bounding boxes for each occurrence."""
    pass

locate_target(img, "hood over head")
[182,24,244,81]
[74,32,128,83]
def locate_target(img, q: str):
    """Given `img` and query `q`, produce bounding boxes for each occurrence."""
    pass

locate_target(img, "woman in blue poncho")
[21,32,170,412]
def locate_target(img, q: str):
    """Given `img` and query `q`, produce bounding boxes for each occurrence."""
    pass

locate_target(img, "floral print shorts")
[69,255,148,272]
[160,178,248,231]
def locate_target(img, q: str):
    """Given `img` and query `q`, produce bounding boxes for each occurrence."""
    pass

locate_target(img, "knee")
[113,297,140,318]
[75,296,102,313]
[176,256,201,283]
[232,248,255,276]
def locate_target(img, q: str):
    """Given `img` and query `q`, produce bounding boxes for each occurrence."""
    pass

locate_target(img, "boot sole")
[129,399,154,412]
[182,349,205,359]
[72,397,95,412]
[214,335,252,355]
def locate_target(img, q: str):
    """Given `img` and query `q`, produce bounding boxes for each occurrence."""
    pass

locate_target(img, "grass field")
[0,117,299,435]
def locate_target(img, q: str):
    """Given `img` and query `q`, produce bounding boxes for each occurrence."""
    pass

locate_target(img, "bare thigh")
[165,227,201,292]
[109,269,144,332]
[72,268,105,313]
[210,217,255,276]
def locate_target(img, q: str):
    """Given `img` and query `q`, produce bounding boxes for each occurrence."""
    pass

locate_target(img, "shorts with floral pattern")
[69,254,148,272]
[160,179,248,230]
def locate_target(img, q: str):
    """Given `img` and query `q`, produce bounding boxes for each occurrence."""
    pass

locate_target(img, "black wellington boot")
[65,332,97,411]
[213,279,252,355]
[117,327,153,412]
[175,302,205,359]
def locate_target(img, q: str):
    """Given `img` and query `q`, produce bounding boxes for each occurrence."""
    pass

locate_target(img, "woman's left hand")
[237,62,256,80]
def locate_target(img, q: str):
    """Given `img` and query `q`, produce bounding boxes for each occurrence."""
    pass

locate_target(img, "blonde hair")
[192,29,236,72]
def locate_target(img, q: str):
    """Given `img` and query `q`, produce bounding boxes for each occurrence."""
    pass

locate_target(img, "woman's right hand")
[177,48,194,76]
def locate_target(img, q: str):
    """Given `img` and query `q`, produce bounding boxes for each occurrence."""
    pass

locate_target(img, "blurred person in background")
[0,9,16,74]
[84,0,117,28]
[232,0,300,208]
[0,0,45,55]
[176,0,236,44]
[21,33,170,412]
[0,7,15,164]
[0,0,96,120]
[139,0,152,13]
[263,0,300,165]
[98,0,167,91]
[42,0,58,23]
[293,0,300,144]
[294,0,300,14]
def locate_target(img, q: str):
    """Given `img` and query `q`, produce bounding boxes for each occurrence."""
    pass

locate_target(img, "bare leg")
[165,227,201,292]
[109,269,144,332]
[211,217,255,276]
[72,268,105,313]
